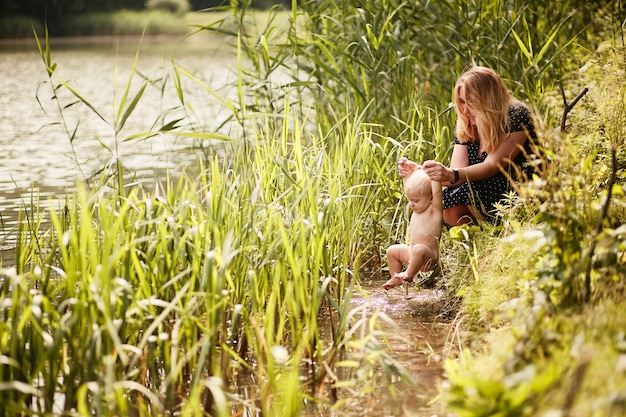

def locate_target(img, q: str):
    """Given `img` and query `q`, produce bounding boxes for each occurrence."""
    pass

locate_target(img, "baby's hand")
[398,158,420,178]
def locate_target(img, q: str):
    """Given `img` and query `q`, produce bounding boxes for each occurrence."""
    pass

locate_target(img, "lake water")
[0,35,237,251]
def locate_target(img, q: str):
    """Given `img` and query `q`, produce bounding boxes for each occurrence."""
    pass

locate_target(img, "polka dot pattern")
[442,103,535,223]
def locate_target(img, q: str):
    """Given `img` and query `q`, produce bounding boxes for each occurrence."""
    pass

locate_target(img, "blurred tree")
[0,0,292,16]
[1,0,145,19]
[188,0,228,9]
[146,0,190,14]
[186,0,292,10]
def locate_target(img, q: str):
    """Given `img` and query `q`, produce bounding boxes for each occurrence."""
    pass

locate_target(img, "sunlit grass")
[0,103,414,414]
[442,42,626,415]
[2,0,625,415]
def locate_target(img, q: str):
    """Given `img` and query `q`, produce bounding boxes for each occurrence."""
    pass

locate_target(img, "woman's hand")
[397,157,420,178]
[422,160,454,183]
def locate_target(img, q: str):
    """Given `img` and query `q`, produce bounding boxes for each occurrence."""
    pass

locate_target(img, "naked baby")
[382,157,443,291]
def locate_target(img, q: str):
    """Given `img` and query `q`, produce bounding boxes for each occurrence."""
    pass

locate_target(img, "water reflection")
[0,36,238,249]
[223,280,450,417]
[348,281,449,416]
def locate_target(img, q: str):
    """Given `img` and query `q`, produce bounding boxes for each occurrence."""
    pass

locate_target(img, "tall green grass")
[2,0,622,415]
[0,118,408,414]
[2,40,412,411]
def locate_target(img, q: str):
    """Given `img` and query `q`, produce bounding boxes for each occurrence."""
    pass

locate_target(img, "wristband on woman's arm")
[451,169,459,184]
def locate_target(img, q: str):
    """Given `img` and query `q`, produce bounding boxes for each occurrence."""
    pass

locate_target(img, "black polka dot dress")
[442,103,536,223]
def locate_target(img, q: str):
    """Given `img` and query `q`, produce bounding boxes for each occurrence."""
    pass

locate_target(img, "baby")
[382,157,443,291]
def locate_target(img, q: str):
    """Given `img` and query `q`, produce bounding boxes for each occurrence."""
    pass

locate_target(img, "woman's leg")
[443,205,476,226]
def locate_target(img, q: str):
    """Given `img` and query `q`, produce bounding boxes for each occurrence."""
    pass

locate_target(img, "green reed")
[0,99,412,414]
[3,0,618,415]
[0,122,394,415]
[269,0,604,143]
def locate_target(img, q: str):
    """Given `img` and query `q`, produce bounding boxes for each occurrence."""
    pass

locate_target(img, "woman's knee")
[443,205,474,226]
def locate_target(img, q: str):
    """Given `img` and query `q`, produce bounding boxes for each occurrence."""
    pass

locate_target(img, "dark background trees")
[0,0,290,20]
[0,0,291,37]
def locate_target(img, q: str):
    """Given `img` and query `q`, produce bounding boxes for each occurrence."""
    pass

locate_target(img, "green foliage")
[0,135,404,413]
[441,37,626,416]
[0,16,42,38]
[520,47,626,307]
[291,0,606,148]
[146,0,191,15]
[445,348,565,417]
[5,25,413,411]
[4,0,626,415]
[57,9,190,36]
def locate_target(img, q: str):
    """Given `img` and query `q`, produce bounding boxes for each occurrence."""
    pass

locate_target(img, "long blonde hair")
[454,66,516,152]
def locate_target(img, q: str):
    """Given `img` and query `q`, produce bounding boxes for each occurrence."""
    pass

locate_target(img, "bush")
[58,10,189,36]
[0,15,42,38]
[145,0,190,15]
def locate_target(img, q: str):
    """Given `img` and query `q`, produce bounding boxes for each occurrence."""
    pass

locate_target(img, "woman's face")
[458,85,476,125]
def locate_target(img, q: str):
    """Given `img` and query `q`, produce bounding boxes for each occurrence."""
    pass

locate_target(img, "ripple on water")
[1,38,237,250]
[352,280,446,319]
[335,279,452,416]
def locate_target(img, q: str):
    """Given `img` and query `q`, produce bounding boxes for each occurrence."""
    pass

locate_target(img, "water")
[345,281,450,416]
[225,281,451,417]
[0,35,237,252]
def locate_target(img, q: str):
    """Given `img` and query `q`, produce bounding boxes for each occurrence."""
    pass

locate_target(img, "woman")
[401,65,537,226]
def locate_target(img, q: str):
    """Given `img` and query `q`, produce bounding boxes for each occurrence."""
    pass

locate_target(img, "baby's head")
[404,168,432,212]
[404,168,432,198]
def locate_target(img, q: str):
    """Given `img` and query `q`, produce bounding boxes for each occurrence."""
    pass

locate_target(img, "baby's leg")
[404,244,438,283]
[383,244,410,290]
[386,244,410,277]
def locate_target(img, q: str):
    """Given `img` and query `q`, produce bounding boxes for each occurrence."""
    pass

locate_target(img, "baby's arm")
[431,179,443,212]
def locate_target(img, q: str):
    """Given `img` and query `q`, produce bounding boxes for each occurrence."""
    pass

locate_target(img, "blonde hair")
[454,66,518,152]
[404,168,431,198]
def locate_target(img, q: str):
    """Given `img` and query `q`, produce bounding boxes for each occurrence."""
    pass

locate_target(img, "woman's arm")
[423,131,527,184]
[446,144,469,187]
[449,144,469,170]
[461,131,527,181]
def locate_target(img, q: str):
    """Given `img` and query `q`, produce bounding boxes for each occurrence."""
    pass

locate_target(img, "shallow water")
[224,279,452,417]
[340,280,450,416]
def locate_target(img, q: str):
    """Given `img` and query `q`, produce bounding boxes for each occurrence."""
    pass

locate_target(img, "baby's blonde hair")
[404,168,431,198]
[454,66,519,152]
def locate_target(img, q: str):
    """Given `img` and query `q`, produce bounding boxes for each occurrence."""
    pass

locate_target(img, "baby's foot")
[382,275,405,290]
[395,271,413,284]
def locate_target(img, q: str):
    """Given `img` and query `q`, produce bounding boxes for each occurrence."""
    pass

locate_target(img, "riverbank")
[440,44,626,415]
[1,2,623,415]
